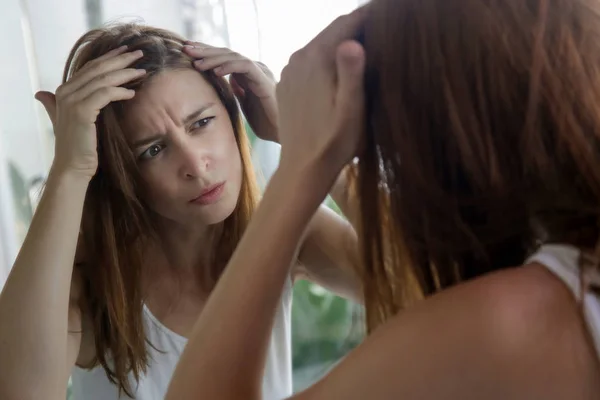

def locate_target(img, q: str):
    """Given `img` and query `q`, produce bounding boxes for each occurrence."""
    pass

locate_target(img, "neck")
[150,218,224,276]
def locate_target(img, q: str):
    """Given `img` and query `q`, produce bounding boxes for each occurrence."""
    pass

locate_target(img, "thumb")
[334,40,366,129]
[35,91,57,126]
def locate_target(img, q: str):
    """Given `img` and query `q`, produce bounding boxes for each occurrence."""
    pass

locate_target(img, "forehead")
[122,69,223,139]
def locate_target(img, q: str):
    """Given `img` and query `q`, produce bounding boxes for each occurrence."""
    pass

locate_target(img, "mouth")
[189,182,226,205]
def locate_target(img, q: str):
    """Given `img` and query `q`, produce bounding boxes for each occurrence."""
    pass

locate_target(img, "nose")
[174,137,209,179]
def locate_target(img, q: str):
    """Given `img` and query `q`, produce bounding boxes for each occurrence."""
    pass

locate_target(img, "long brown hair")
[63,24,260,396]
[357,0,600,332]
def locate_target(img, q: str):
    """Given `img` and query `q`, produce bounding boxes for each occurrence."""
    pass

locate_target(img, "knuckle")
[289,49,303,64]
[251,61,263,73]
[82,59,99,71]
[313,41,328,56]
[98,86,112,97]
[298,47,318,63]
[79,61,91,72]
[332,14,349,30]
[335,15,346,25]
[55,86,66,99]
[62,95,75,107]
[280,65,292,83]
[98,73,111,85]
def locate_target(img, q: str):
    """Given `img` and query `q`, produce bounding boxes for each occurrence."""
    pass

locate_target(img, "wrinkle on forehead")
[121,69,220,143]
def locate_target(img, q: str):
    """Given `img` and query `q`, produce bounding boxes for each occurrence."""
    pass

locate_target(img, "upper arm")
[291,265,593,400]
[295,205,361,301]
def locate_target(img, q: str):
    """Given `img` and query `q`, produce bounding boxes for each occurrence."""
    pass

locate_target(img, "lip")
[189,182,226,205]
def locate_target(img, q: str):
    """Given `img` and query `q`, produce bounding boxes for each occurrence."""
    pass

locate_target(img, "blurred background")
[0,0,366,397]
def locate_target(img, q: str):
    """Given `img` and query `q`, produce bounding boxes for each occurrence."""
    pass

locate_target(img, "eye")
[139,143,165,160]
[191,116,215,130]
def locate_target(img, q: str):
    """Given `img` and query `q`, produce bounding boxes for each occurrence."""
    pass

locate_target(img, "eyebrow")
[130,102,216,149]
[183,102,216,126]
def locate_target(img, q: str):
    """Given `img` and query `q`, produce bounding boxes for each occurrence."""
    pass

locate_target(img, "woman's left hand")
[183,42,279,142]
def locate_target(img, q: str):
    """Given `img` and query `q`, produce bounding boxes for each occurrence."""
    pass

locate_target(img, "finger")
[88,45,129,65]
[69,45,129,81]
[61,50,144,97]
[210,60,257,77]
[308,6,367,50]
[78,87,136,122]
[183,45,232,58]
[334,40,366,129]
[193,54,251,72]
[34,91,58,126]
[70,68,147,101]
[184,40,217,50]
[256,61,276,80]
[229,76,246,98]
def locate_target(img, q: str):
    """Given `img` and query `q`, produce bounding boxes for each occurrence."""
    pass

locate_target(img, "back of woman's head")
[64,23,259,396]
[358,0,600,331]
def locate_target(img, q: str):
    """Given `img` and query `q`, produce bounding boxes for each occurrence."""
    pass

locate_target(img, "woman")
[167,0,600,399]
[0,24,359,400]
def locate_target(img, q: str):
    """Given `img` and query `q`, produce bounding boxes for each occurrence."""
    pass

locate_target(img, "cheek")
[211,125,242,171]
[226,132,243,180]
[138,168,175,207]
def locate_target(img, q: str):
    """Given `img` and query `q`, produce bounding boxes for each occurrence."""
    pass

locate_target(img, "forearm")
[329,165,359,229]
[272,137,356,226]
[167,160,334,400]
[0,168,89,398]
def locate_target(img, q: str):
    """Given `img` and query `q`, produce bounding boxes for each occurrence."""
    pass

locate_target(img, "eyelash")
[191,116,215,130]
[138,117,216,161]
[139,143,165,161]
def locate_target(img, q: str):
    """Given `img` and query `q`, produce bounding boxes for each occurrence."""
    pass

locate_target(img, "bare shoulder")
[294,265,599,400]
[467,264,577,343]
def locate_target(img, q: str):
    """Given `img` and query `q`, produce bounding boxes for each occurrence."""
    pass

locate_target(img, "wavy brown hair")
[63,24,260,396]
[357,0,600,332]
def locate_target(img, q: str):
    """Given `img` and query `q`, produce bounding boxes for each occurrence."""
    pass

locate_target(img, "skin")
[0,40,360,400]
[121,67,358,340]
[0,47,144,400]
[125,69,244,229]
[166,7,600,400]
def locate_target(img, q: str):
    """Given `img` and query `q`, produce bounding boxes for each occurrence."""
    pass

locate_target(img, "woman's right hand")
[35,46,146,180]
[276,8,366,184]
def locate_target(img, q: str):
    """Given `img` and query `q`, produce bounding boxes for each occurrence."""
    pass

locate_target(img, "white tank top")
[71,277,293,400]
[527,244,600,359]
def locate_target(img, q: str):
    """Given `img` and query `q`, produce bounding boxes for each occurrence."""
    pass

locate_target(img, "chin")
[201,203,237,225]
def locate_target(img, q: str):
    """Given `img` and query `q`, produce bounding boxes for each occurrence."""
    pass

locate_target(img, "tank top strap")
[526,244,600,361]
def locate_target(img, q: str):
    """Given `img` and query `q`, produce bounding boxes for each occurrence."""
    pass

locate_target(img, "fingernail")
[194,59,204,65]
[183,44,195,49]
[136,69,146,75]
[133,50,143,57]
